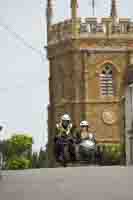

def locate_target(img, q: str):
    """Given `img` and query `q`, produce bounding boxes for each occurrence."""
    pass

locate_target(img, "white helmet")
[80,120,89,127]
[61,114,71,121]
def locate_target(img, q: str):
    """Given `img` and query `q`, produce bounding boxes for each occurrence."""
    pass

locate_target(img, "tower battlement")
[48,17,133,45]
[48,19,74,44]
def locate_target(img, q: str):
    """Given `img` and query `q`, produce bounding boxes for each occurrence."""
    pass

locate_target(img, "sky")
[0,0,133,151]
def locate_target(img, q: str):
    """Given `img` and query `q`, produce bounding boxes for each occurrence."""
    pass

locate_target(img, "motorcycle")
[55,136,97,166]
[55,137,77,167]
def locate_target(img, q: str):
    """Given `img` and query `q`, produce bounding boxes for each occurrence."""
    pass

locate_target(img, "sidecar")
[78,139,97,164]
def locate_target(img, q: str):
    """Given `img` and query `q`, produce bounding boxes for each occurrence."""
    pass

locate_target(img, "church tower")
[46,0,133,166]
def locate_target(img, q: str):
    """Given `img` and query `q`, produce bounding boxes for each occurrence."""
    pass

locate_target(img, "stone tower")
[46,0,133,166]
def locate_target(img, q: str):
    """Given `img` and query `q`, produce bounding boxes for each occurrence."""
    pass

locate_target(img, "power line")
[0,18,45,61]
[0,15,48,92]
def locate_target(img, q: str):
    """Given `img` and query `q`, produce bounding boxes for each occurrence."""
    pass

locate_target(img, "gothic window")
[100,64,115,96]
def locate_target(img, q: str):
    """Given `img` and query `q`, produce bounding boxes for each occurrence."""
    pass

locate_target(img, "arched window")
[100,64,115,96]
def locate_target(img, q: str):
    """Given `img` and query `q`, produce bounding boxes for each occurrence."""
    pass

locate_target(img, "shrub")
[98,143,123,165]
[7,156,31,170]
[7,134,33,156]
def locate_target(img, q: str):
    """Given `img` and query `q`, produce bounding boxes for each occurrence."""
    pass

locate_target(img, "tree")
[31,152,39,168]
[38,148,47,168]
[2,134,33,170]
[7,134,33,157]
[7,156,31,170]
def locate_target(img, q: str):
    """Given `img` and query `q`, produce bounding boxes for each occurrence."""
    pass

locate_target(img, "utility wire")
[0,18,45,61]
[0,16,48,92]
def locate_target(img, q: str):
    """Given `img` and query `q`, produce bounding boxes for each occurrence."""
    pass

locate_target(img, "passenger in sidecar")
[78,120,97,164]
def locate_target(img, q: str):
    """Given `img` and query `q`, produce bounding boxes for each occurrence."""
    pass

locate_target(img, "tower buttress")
[110,0,117,18]
[110,0,117,20]
[110,0,118,32]
[71,0,78,37]
[71,0,78,20]
[46,0,53,38]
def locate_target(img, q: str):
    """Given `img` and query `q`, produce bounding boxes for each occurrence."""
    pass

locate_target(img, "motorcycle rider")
[54,114,79,165]
[79,120,96,163]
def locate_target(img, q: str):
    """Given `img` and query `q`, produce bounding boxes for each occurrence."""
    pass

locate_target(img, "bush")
[98,143,123,165]
[31,152,39,168]
[7,156,31,170]
[7,134,33,157]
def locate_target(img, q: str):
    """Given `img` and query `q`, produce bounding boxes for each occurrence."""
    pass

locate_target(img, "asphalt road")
[0,167,133,200]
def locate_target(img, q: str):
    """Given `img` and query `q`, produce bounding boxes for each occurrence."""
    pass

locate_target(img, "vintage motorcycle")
[55,137,97,166]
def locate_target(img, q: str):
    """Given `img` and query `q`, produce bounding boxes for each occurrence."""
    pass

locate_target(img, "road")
[0,167,133,200]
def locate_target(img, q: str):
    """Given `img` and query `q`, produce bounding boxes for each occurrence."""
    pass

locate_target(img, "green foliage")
[7,134,33,157]
[6,156,31,170]
[31,152,39,168]
[38,149,47,168]
[1,134,48,170]
[31,149,47,169]
[98,143,123,165]
[1,134,33,170]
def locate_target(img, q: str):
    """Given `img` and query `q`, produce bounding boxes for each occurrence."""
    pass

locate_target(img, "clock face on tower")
[102,110,117,125]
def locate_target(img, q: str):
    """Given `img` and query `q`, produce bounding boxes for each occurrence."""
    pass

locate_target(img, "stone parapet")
[48,19,74,44]
[48,17,133,44]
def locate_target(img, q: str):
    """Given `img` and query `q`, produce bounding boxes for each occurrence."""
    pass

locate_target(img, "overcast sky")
[0,0,133,151]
